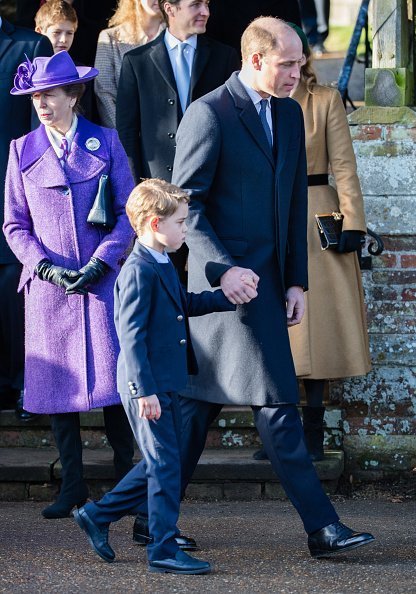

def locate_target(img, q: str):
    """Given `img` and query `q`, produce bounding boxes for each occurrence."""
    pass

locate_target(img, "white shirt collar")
[45,114,78,161]
[0,17,3,29]
[164,29,197,51]
[238,73,272,110]
[139,241,170,264]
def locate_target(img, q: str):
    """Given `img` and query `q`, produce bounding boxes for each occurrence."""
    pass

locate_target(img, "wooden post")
[365,0,414,106]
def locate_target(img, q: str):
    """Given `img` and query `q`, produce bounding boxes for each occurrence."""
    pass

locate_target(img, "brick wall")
[330,108,416,480]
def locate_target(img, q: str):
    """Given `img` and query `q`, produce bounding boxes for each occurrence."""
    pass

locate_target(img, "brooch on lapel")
[85,137,101,151]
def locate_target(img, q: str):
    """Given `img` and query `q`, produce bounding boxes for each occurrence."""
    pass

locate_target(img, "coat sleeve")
[172,99,236,286]
[91,129,135,269]
[115,264,158,397]
[186,288,236,316]
[326,89,366,232]
[116,53,142,183]
[94,30,117,128]
[3,140,49,272]
[284,103,308,291]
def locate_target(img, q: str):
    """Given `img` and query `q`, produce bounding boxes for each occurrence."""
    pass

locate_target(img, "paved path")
[1,499,415,593]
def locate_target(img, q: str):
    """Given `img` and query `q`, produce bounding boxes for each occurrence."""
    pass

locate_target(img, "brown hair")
[35,0,78,32]
[61,83,86,114]
[300,47,318,93]
[126,178,190,236]
[109,0,163,42]
[241,16,293,61]
[158,0,181,26]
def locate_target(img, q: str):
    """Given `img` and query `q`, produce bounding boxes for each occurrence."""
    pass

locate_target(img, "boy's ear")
[150,216,160,232]
[35,26,43,34]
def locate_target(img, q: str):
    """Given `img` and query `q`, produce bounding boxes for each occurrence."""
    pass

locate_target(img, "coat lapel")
[190,36,210,97]
[21,126,67,187]
[149,35,177,94]
[226,73,274,168]
[0,24,13,62]
[273,98,290,177]
[135,242,182,310]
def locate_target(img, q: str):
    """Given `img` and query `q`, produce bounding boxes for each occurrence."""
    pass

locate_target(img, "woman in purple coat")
[4,51,135,519]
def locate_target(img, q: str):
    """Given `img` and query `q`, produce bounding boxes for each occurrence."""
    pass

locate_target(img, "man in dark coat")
[116,0,240,281]
[0,17,52,419]
[170,17,375,558]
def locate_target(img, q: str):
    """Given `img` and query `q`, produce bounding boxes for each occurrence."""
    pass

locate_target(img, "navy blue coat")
[0,19,52,263]
[114,241,235,398]
[172,73,308,406]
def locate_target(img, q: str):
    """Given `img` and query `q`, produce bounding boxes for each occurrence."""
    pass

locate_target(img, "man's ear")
[252,53,263,71]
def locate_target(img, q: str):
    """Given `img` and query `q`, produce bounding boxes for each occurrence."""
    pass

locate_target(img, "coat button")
[177,315,183,322]
[168,99,175,105]
[128,381,133,386]
[166,166,173,172]
[168,132,175,139]
[60,186,70,196]
[179,339,187,346]
[131,389,137,395]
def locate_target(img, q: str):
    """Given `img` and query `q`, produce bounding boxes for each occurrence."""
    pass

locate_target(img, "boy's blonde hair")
[126,178,189,236]
[35,0,78,32]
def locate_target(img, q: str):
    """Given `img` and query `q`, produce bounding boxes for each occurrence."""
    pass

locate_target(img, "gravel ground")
[0,498,415,594]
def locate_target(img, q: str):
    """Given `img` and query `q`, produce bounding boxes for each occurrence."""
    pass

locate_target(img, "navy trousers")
[85,392,182,561]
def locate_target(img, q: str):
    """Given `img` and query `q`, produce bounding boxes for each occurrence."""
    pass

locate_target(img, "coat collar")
[134,241,183,309]
[225,73,274,168]
[0,19,13,61]
[20,116,108,187]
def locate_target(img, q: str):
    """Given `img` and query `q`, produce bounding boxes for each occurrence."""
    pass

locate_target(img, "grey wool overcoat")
[172,73,308,406]
[4,117,134,414]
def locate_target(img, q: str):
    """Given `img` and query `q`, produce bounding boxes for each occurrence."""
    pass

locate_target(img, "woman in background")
[94,0,164,128]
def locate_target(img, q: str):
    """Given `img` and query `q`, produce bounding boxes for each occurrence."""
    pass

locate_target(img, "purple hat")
[10,51,99,95]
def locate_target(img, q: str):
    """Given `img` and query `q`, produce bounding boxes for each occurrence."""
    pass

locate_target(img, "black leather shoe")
[15,392,36,422]
[308,521,375,558]
[149,550,211,575]
[253,448,268,460]
[133,513,198,550]
[73,507,115,563]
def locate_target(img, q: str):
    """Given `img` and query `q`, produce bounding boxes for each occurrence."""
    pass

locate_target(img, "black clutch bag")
[87,174,116,229]
[315,212,344,251]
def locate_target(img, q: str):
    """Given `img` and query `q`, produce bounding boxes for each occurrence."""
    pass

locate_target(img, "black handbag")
[315,212,344,251]
[87,174,116,229]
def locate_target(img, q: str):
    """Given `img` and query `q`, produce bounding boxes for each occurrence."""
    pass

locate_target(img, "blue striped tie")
[176,42,191,113]
[259,99,273,148]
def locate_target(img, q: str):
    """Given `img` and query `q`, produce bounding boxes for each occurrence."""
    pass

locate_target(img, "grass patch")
[326,25,370,56]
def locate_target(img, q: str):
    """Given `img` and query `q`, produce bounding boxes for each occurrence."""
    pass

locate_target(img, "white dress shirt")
[238,73,273,144]
[139,241,170,264]
[164,29,197,91]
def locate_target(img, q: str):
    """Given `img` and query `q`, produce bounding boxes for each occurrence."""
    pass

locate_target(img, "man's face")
[256,32,304,98]
[166,0,210,40]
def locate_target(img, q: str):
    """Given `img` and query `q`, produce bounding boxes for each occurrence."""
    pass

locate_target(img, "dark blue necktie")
[259,99,273,148]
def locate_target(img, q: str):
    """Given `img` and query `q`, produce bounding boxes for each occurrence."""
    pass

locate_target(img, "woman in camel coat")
[288,25,371,459]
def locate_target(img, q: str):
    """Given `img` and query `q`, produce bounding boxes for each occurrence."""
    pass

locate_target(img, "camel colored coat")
[289,82,371,379]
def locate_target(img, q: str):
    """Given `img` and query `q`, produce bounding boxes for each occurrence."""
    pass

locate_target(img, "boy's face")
[153,202,189,252]
[42,20,76,54]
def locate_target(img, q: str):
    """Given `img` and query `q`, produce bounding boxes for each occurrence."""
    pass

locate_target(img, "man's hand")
[286,286,305,327]
[220,266,259,305]
[138,394,161,421]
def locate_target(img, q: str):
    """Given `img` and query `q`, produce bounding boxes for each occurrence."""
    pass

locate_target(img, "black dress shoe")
[308,521,375,558]
[73,507,115,563]
[15,392,37,422]
[253,448,269,460]
[133,513,198,550]
[149,550,211,575]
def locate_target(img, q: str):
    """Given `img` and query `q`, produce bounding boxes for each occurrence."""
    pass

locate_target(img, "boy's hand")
[240,273,258,291]
[221,266,259,304]
[286,286,305,327]
[138,394,161,420]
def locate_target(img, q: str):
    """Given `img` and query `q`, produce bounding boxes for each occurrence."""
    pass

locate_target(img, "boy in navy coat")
[74,178,239,574]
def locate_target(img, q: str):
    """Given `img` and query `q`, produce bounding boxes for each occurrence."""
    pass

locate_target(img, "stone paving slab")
[0,499,414,593]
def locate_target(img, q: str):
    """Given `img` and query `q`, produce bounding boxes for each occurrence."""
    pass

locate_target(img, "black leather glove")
[65,257,109,295]
[35,259,82,290]
[337,230,364,254]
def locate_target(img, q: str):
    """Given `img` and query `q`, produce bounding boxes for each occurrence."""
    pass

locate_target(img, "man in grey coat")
[169,17,375,558]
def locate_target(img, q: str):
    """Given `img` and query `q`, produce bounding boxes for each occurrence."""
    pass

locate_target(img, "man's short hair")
[241,17,292,61]
[158,0,181,26]
[35,0,78,32]
[126,178,189,236]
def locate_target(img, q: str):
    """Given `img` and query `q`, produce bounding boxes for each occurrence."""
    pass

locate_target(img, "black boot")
[302,406,325,461]
[42,413,89,519]
[103,404,135,481]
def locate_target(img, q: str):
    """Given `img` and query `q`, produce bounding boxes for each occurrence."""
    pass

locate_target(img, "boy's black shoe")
[149,550,211,574]
[308,521,375,558]
[73,507,115,563]
[133,513,198,550]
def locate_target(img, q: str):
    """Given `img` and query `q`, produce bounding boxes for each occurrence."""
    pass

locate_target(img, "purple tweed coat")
[3,116,134,414]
